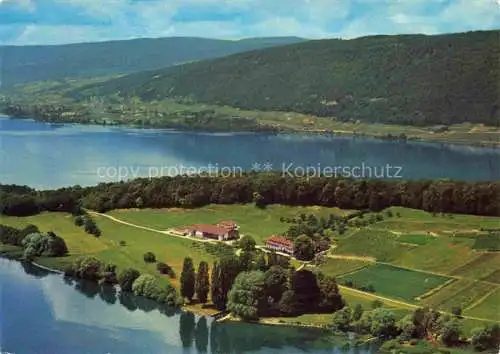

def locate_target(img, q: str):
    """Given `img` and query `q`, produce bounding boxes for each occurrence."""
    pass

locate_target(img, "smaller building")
[266,235,294,255]
[187,224,239,241]
[217,220,239,230]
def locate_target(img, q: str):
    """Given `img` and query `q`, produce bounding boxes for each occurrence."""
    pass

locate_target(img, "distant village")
[171,220,294,255]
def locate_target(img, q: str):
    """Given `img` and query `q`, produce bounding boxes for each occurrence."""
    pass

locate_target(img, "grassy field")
[333,229,413,262]
[397,233,437,246]
[369,207,500,234]
[108,204,356,244]
[315,258,372,277]
[421,279,497,314]
[0,213,216,288]
[392,237,479,274]
[464,287,500,322]
[338,264,452,302]
[450,253,500,283]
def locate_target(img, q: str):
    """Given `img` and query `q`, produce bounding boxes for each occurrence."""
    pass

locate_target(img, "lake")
[0,258,375,354]
[0,116,499,189]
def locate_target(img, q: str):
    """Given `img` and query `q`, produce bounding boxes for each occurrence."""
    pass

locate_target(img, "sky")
[0,0,499,45]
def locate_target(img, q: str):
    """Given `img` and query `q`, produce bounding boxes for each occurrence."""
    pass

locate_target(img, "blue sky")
[0,0,499,45]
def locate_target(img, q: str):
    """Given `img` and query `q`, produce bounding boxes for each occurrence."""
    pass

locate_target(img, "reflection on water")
[1,116,499,189]
[0,258,377,353]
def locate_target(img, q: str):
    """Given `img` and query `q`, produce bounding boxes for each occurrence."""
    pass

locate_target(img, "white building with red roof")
[266,235,294,255]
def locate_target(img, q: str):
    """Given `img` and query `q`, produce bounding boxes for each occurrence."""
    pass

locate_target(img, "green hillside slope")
[78,30,500,126]
[0,36,305,87]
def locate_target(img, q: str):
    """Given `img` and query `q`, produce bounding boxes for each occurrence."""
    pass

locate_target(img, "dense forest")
[75,30,500,126]
[0,174,498,217]
[0,37,305,87]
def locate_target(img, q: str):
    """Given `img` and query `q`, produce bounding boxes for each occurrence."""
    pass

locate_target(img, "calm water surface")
[0,116,499,189]
[0,258,373,354]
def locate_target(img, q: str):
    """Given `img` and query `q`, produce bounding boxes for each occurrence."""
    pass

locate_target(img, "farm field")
[450,253,500,283]
[333,229,413,262]
[108,204,356,244]
[397,233,436,246]
[371,207,500,231]
[464,287,500,322]
[338,263,452,302]
[392,236,479,274]
[315,258,372,277]
[421,279,496,314]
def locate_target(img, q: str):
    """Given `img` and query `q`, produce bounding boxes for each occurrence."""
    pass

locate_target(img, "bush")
[143,252,156,263]
[119,240,126,246]
[371,299,383,309]
[74,215,84,226]
[157,262,175,278]
[132,274,178,307]
[69,256,103,281]
[83,216,101,237]
[117,268,140,292]
[279,290,298,316]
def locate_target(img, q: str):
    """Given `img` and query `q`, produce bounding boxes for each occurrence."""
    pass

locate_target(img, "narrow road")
[87,211,216,243]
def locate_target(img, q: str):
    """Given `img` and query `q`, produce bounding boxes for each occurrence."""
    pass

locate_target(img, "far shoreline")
[2,113,499,149]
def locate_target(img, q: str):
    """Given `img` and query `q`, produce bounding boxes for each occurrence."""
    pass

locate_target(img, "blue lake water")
[0,116,499,189]
[0,258,373,354]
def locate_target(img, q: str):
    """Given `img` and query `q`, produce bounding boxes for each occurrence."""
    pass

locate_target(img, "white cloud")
[0,0,35,11]
[2,0,500,45]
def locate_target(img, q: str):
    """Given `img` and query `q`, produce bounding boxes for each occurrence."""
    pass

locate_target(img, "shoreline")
[2,114,499,149]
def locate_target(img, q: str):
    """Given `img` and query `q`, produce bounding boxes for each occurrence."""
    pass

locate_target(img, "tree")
[352,304,364,322]
[101,263,117,284]
[451,306,462,318]
[211,261,224,309]
[227,271,266,321]
[412,307,441,339]
[255,253,268,272]
[438,317,462,347]
[331,306,352,332]
[238,235,256,252]
[210,256,241,310]
[131,274,178,306]
[279,290,298,316]
[83,217,101,237]
[317,274,344,312]
[117,268,140,292]
[195,261,210,304]
[264,265,288,304]
[180,257,196,301]
[74,215,84,226]
[239,250,253,271]
[72,256,102,281]
[293,235,315,261]
[267,251,278,267]
[252,192,266,209]
[371,299,383,309]
[292,269,320,313]
[143,252,156,263]
[471,324,500,352]
[397,315,417,341]
[21,231,68,261]
[370,308,398,338]
[157,262,175,278]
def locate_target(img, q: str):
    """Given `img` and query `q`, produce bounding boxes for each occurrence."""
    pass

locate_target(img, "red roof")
[267,235,294,248]
[189,224,230,236]
[217,220,238,228]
